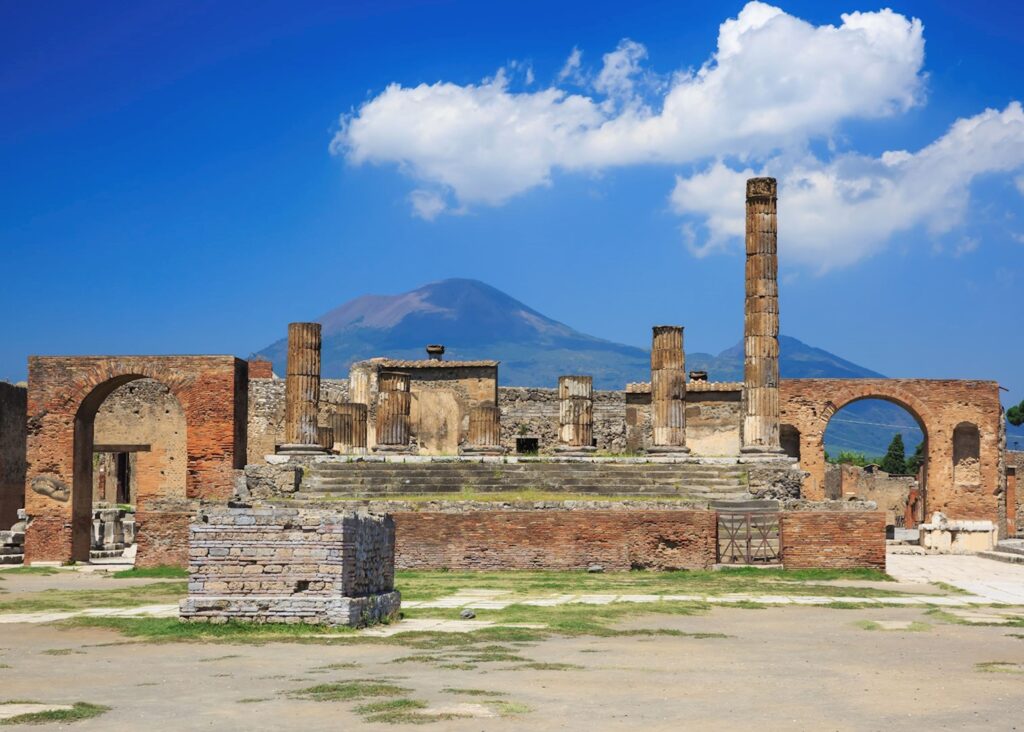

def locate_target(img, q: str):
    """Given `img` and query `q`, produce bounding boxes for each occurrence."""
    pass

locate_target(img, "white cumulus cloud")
[670,103,1024,270]
[334,2,925,208]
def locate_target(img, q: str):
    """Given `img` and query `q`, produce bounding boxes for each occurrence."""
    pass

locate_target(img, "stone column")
[279,322,326,454]
[648,325,690,456]
[331,403,368,454]
[317,425,335,452]
[461,402,505,455]
[374,372,414,453]
[556,375,596,455]
[742,177,783,454]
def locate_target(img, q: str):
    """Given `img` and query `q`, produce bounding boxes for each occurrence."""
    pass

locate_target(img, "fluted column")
[279,322,326,453]
[330,403,368,453]
[461,402,505,455]
[317,425,335,451]
[648,325,690,455]
[374,371,414,453]
[742,177,783,454]
[555,375,596,454]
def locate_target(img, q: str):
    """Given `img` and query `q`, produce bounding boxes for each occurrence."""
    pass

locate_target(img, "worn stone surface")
[23,355,247,565]
[747,461,804,500]
[180,505,399,627]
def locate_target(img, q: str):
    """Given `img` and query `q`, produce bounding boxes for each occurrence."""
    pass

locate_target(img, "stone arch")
[24,356,247,565]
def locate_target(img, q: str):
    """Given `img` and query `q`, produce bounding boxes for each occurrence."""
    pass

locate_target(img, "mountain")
[252,278,991,457]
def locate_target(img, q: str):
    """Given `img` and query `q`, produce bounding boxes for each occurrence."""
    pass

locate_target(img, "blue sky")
[1,1,1022,408]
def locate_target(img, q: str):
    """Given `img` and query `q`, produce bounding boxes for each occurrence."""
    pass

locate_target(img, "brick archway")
[25,356,247,566]
[780,379,1003,524]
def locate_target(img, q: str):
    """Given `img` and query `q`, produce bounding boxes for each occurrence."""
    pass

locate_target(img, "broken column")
[461,402,505,456]
[279,322,326,454]
[374,371,414,454]
[317,425,335,452]
[648,325,690,456]
[742,177,783,454]
[331,403,368,454]
[556,375,596,455]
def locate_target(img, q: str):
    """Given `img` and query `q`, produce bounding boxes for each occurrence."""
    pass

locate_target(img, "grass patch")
[61,616,356,642]
[0,567,60,577]
[314,662,361,670]
[290,681,410,703]
[975,661,1024,674]
[489,700,530,716]
[856,620,931,632]
[0,701,109,726]
[442,688,507,697]
[110,566,187,580]
[236,698,269,704]
[40,648,83,656]
[198,654,242,662]
[0,582,186,614]
[515,662,582,671]
[931,581,970,595]
[925,609,1024,627]
[354,698,426,715]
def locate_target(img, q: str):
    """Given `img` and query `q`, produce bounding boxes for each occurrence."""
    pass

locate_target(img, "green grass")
[354,699,427,715]
[290,681,410,702]
[975,661,1024,674]
[62,616,357,642]
[110,566,187,580]
[0,701,109,726]
[0,567,60,577]
[40,648,83,656]
[442,688,507,697]
[856,620,931,632]
[0,582,186,614]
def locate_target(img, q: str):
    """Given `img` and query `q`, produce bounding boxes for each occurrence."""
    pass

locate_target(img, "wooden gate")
[713,500,781,565]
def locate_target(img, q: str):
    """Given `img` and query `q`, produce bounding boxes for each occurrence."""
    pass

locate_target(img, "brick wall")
[394,510,718,570]
[24,356,247,564]
[0,382,26,530]
[780,511,886,570]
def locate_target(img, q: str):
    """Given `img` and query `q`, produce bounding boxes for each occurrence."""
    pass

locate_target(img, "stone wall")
[247,377,349,462]
[1009,450,1023,536]
[498,387,629,454]
[824,463,916,525]
[780,511,886,569]
[180,506,400,627]
[780,379,1003,523]
[394,509,718,570]
[0,382,27,530]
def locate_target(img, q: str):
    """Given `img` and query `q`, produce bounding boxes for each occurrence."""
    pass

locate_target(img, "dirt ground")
[1,596,1022,730]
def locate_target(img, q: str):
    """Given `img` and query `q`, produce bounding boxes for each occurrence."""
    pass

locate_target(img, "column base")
[554,445,597,456]
[740,445,786,455]
[645,445,691,456]
[276,444,328,455]
[372,444,418,455]
[459,445,507,456]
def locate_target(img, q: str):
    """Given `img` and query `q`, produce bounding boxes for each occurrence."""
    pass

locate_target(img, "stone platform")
[179,506,400,627]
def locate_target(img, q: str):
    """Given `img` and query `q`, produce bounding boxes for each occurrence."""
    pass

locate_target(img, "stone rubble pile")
[0,509,26,565]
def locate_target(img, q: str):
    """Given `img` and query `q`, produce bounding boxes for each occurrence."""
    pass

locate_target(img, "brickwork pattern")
[781,379,1003,523]
[24,356,247,564]
[780,511,886,569]
[180,506,399,626]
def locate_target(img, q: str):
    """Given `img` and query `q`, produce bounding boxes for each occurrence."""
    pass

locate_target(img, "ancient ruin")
[0,177,1015,602]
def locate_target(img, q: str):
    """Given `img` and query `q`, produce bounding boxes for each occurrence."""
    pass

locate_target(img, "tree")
[1010,399,1024,427]
[879,433,907,475]
[905,441,925,476]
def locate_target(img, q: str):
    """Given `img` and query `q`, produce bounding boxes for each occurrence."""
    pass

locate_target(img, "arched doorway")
[822,398,927,527]
[24,355,247,566]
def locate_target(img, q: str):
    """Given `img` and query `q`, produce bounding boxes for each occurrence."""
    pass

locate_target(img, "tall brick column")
[741,178,783,454]
[556,375,596,455]
[279,322,326,454]
[461,402,505,456]
[648,325,690,456]
[374,372,414,454]
[331,403,368,454]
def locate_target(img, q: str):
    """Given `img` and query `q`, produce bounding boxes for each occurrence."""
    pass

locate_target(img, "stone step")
[302,475,745,488]
[994,540,1024,557]
[977,551,1024,565]
[0,554,24,565]
[307,464,746,475]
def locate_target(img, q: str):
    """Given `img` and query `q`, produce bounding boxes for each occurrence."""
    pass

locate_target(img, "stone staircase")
[978,539,1024,565]
[296,461,752,503]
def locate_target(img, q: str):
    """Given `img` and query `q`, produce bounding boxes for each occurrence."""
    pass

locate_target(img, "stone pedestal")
[374,372,415,454]
[556,375,596,455]
[331,403,368,454]
[648,325,690,456]
[741,178,783,454]
[461,403,506,456]
[279,322,327,454]
[180,507,401,627]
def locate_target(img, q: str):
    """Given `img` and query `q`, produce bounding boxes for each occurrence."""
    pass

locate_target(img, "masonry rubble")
[0,508,26,565]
